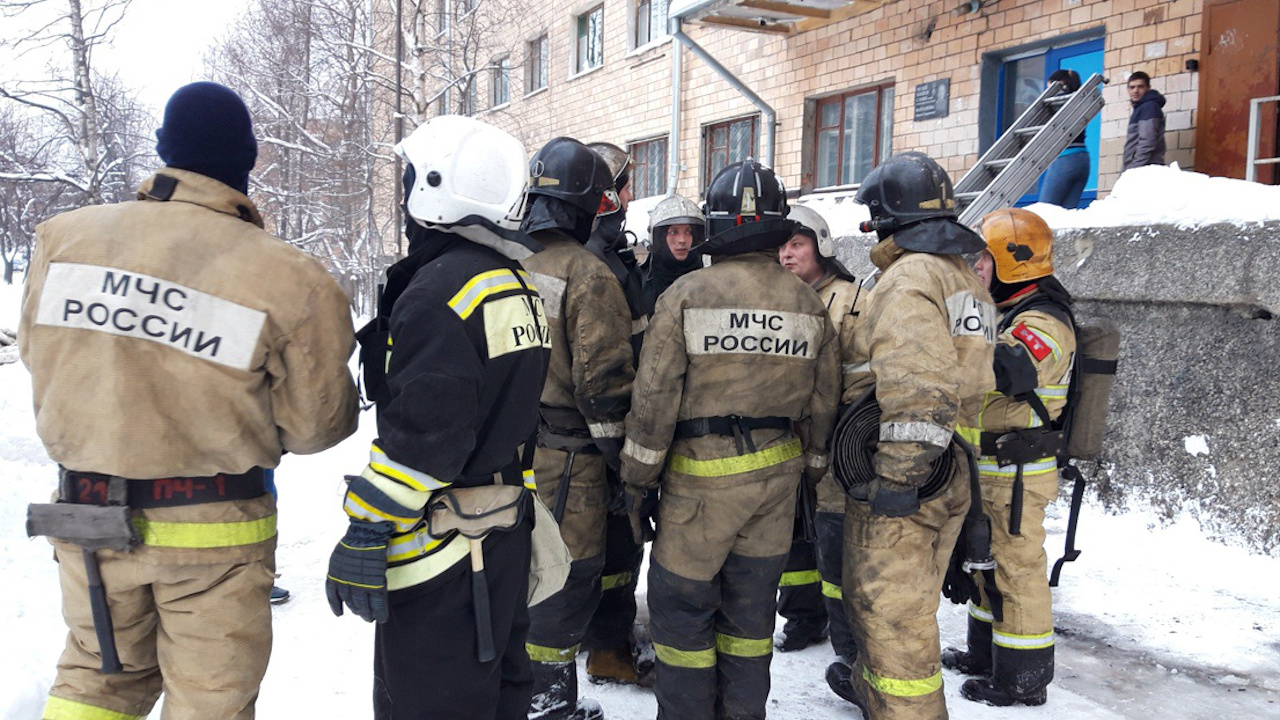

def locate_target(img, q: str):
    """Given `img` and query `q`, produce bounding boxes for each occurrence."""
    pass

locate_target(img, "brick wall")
[469,0,1203,199]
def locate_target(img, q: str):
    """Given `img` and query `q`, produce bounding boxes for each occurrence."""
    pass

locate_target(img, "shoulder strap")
[1000,294,1076,430]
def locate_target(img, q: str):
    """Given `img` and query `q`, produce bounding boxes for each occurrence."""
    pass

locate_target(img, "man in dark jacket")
[1122,71,1166,171]
[325,115,551,720]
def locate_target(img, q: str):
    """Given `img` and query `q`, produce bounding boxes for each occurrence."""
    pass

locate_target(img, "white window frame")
[629,0,670,52]
[571,4,605,77]
[526,33,549,95]
[490,55,510,108]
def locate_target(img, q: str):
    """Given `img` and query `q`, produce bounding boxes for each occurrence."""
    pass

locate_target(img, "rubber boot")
[941,612,993,675]
[960,677,1047,707]
[530,661,605,720]
[824,660,868,714]
[774,620,829,652]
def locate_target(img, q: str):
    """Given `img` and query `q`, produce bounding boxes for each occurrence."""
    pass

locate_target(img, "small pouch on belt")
[27,472,139,552]
[427,485,529,540]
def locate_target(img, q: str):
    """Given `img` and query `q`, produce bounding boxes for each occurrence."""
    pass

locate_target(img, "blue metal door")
[997,37,1104,207]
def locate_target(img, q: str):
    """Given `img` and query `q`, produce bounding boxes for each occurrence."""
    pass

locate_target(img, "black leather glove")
[941,530,978,605]
[326,519,395,623]
[623,485,659,544]
[596,437,623,472]
[867,478,920,517]
[605,467,627,516]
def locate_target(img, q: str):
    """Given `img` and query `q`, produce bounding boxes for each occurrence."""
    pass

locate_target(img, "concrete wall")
[833,222,1280,555]
[1053,222,1280,555]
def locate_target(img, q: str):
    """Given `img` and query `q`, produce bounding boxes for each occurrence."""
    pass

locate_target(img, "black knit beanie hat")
[155,82,258,195]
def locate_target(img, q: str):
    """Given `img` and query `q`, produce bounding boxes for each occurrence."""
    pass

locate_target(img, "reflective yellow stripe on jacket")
[667,439,802,477]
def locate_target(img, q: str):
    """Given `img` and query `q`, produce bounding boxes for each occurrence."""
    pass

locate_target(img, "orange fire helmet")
[980,208,1054,283]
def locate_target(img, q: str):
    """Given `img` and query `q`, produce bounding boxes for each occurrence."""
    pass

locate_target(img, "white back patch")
[484,293,552,358]
[35,262,266,371]
[684,308,822,359]
[529,272,565,320]
[945,291,996,343]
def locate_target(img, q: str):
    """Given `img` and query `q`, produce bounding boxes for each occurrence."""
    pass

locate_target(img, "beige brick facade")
[462,0,1203,200]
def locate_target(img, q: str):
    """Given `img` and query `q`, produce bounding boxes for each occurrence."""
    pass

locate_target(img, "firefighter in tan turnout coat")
[825,152,996,720]
[775,204,867,663]
[943,208,1077,708]
[520,137,636,720]
[19,82,358,720]
[620,161,840,720]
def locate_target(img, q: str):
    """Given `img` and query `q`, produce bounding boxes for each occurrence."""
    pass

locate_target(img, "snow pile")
[1030,164,1280,231]
[796,164,1280,239]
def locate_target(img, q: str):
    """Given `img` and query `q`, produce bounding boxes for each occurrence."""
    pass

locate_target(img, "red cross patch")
[1011,322,1052,361]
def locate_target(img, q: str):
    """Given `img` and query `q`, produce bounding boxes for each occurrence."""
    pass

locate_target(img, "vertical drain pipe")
[670,23,776,170]
[668,16,684,195]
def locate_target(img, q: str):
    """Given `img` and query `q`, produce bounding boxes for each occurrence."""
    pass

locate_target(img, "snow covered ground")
[5,165,1280,718]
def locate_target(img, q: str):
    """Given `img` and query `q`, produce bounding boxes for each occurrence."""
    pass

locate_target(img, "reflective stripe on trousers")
[44,696,147,720]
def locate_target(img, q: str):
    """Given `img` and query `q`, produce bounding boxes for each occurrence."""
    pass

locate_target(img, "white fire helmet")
[395,115,527,230]
[648,194,705,235]
[788,204,835,258]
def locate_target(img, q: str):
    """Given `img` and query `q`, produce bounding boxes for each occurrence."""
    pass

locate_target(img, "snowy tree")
[0,0,145,206]
[0,104,78,284]
[207,0,392,313]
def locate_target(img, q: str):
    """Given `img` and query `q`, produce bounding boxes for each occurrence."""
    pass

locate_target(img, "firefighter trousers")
[374,521,533,720]
[843,465,971,720]
[527,448,608,715]
[648,470,797,720]
[777,531,827,643]
[582,501,643,653]
[967,469,1058,698]
[45,541,275,720]
[814,510,857,661]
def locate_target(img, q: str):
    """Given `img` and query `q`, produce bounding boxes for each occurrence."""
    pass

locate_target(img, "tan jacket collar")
[869,237,906,271]
[137,168,265,228]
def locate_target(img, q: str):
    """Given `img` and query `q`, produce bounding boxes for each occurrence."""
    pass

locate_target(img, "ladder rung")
[1045,93,1072,106]
[983,158,1014,171]
[1015,125,1046,137]
[956,191,982,201]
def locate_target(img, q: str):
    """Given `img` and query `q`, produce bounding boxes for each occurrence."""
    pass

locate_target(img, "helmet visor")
[597,187,622,217]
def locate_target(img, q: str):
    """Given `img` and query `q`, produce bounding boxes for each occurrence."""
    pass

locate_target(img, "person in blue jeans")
[1039,69,1090,209]
[263,468,290,604]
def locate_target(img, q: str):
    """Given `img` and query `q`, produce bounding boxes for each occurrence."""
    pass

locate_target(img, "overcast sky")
[1,0,248,119]
[96,0,248,115]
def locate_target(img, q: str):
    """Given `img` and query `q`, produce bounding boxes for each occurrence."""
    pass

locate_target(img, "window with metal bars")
[629,137,668,198]
[704,116,758,185]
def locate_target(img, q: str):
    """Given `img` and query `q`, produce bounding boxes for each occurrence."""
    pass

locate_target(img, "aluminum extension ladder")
[955,73,1107,226]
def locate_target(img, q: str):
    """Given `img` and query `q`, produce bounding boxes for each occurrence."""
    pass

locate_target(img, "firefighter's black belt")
[978,428,1066,466]
[60,467,267,509]
[674,415,791,439]
[831,390,954,500]
[536,428,600,454]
